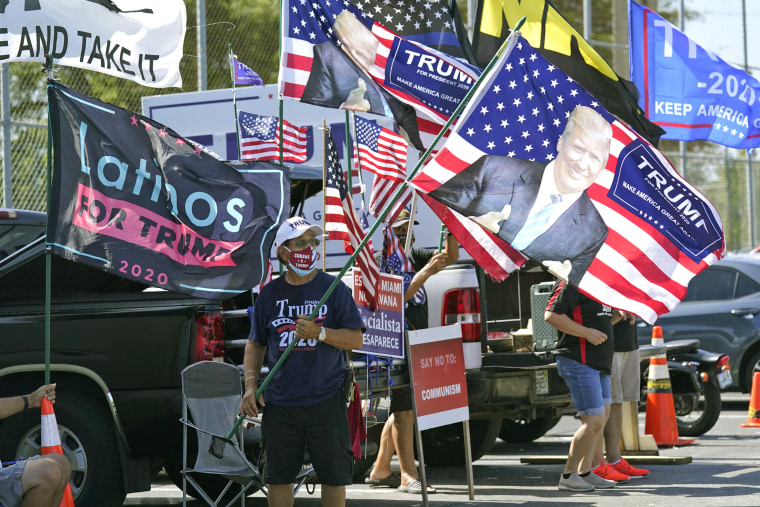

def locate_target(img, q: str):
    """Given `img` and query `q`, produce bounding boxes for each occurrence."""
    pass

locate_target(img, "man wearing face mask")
[241,217,365,507]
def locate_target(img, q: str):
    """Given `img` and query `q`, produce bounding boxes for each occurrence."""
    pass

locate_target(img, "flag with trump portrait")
[277,0,481,150]
[411,36,725,324]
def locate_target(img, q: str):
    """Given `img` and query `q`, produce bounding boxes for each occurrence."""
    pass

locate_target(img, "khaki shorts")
[610,350,641,404]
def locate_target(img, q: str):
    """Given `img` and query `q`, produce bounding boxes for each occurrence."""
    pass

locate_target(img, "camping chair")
[180,361,264,507]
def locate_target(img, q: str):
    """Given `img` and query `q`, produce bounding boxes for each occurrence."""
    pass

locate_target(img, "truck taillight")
[441,288,481,342]
[194,312,225,362]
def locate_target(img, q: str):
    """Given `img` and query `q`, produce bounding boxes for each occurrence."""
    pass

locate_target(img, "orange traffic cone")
[741,371,760,427]
[644,326,695,446]
[41,397,76,507]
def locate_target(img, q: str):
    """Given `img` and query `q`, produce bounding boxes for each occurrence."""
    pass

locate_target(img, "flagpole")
[228,44,242,160]
[322,119,327,271]
[227,19,526,438]
[344,110,352,190]
[44,55,55,386]
[278,0,285,164]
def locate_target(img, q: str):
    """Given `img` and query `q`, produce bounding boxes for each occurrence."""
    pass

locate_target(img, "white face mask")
[284,246,320,276]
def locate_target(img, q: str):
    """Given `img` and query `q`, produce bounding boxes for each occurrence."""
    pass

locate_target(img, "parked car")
[636,254,760,392]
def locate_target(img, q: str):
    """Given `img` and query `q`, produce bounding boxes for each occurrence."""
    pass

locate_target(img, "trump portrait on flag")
[430,105,611,286]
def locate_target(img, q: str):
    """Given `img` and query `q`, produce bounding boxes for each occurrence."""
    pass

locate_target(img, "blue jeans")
[556,355,610,416]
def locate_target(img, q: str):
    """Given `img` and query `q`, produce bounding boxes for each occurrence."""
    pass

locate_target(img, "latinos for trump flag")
[1,0,185,88]
[278,0,480,150]
[47,81,290,299]
[238,112,311,163]
[473,0,664,146]
[411,37,725,324]
[629,1,760,149]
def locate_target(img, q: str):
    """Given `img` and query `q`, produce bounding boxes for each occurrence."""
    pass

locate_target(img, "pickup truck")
[0,210,254,506]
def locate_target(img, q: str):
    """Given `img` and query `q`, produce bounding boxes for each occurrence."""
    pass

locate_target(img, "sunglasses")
[289,238,321,249]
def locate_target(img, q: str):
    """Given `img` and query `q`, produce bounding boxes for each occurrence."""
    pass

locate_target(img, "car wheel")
[0,392,125,507]
[419,418,502,466]
[499,411,563,443]
[743,349,760,392]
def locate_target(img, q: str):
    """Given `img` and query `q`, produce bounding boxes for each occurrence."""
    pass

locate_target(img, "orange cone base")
[60,483,75,507]
[740,409,760,427]
[645,393,695,447]
[654,437,695,447]
[741,372,760,427]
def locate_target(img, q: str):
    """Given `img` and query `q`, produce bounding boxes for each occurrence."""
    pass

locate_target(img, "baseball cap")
[391,208,419,228]
[274,217,324,248]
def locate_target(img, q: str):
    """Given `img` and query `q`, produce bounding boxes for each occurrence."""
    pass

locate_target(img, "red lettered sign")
[408,325,469,431]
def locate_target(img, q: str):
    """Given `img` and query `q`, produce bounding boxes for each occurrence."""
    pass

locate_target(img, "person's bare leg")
[20,454,70,507]
[369,413,396,481]
[390,410,418,486]
[564,412,606,474]
[591,405,611,469]
[604,403,624,464]
[320,484,346,507]
[267,483,294,507]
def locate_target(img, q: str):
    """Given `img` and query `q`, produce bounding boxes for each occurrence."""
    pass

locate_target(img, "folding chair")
[180,361,264,507]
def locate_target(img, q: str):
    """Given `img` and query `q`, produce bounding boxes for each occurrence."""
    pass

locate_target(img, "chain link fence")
[1,0,758,251]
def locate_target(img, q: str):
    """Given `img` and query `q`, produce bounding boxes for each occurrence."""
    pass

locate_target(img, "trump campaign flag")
[1,0,185,88]
[473,0,664,146]
[47,81,290,299]
[324,133,381,307]
[411,37,725,323]
[629,1,760,149]
[238,112,311,163]
[232,57,264,86]
[278,0,481,150]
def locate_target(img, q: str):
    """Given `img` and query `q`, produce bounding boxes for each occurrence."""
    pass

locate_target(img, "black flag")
[47,80,290,299]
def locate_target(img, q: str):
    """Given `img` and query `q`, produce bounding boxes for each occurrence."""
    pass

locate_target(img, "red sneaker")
[611,458,649,478]
[593,462,629,483]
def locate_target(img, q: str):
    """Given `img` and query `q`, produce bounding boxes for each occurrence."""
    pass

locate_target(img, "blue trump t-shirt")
[250,271,364,406]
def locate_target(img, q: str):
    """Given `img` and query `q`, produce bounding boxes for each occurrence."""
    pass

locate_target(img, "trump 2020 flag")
[232,57,264,86]
[411,37,725,324]
[2,0,185,88]
[47,80,290,299]
[238,112,311,163]
[278,0,481,150]
[629,1,760,149]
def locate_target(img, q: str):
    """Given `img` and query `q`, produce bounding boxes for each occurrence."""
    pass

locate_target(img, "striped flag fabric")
[368,178,414,226]
[238,111,310,163]
[277,0,480,150]
[411,37,724,324]
[381,224,415,293]
[324,133,381,307]
[354,116,407,182]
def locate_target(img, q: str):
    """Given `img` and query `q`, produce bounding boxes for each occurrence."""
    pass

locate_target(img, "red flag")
[238,111,310,163]
[324,133,381,307]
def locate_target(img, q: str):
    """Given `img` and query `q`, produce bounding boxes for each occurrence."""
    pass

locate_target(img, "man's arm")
[403,236,458,302]
[544,311,608,346]
[295,316,363,350]
[0,384,56,420]
[241,340,267,417]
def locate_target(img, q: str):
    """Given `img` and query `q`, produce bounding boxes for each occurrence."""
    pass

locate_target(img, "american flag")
[368,178,414,226]
[380,224,415,293]
[412,38,724,323]
[324,133,381,307]
[354,116,407,182]
[238,111,310,163]
[278,0,480,150]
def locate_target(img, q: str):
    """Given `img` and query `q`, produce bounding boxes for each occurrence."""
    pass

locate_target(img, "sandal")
[364,472,401,488]
[397,479,436,494]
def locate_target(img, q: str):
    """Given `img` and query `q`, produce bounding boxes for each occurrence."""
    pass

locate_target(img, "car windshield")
[0,223,45,261]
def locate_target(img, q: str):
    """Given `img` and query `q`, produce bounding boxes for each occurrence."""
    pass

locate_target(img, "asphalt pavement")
[124,392,760,506]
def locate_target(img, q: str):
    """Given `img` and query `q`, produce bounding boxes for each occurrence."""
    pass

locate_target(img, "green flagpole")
[229,44,242,161]
[228,19,526,439]
[44,55,55,385]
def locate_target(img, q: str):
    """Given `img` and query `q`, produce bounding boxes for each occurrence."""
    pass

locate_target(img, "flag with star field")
[411,38,725,323]
[47,81,290,299]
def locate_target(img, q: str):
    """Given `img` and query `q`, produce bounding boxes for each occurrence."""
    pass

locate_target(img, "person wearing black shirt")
[545,280,623,492]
